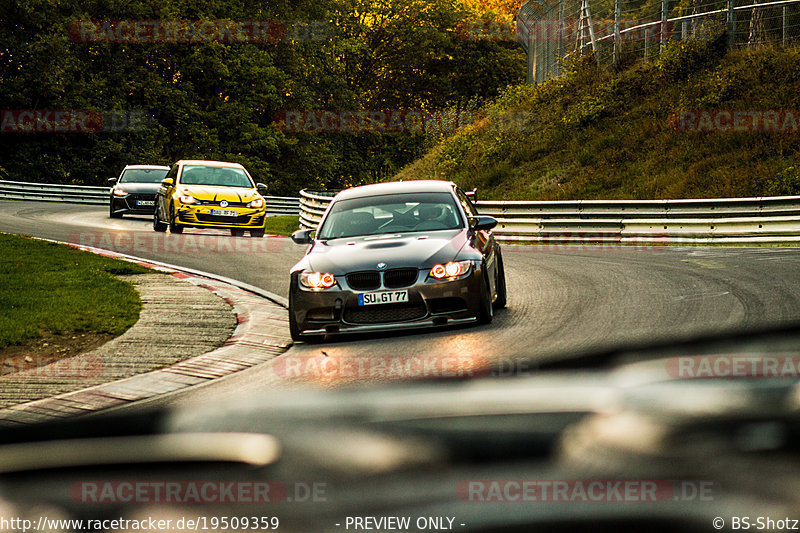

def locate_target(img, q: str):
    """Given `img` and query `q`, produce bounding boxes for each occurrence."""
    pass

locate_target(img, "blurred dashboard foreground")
[2,326,800,533]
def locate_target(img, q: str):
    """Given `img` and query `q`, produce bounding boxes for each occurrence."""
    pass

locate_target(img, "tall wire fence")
[517,0,800,83]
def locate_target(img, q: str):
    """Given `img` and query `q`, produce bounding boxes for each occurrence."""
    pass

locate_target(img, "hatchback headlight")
[113,189,128,197]
[179,195,196,204]
[248,197,264,208]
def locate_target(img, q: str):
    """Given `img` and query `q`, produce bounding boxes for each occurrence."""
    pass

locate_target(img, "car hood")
[177,185,258,203]
[302,230,470,273]
[114,182,161,194]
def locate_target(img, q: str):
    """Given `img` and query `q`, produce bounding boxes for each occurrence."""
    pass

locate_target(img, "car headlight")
[113,189,128,197]
[300,271,336,289]
[429,260,472,280]
[248,197,264,208]
[179,195,196,204]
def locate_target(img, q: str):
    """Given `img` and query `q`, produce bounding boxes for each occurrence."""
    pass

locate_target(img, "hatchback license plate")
[211,209,238,217]
[358,290,409,306]
[136,200,154,206]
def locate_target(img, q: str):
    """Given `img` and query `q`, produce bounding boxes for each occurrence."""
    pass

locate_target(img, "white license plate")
[210,209,238,217]
[136,200,154,206]
[358,290,409,306]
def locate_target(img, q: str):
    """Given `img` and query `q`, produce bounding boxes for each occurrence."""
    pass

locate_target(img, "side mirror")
[256,182,269,194]
[107,178,117,184]
[469,216,497,232]
[291,229,315,245]
[161,178,174,187]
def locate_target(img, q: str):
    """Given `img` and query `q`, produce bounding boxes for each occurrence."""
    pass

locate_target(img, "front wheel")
[169,206,183,234]
[250,229,265,238]
[230,229,245,237]
[493,251,507,310]
[478,269,494,324]
[153,208,167,232]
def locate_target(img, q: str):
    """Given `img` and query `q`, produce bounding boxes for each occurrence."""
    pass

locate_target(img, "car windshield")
[179,166,253,188]
[317,192,463,239]
[118,168,168,183]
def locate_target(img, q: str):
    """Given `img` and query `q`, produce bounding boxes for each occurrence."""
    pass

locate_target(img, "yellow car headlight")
[248,197,264,208]
[179,195,196,204]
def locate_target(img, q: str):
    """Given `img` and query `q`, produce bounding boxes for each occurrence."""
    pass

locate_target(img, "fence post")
[545,10,552,79]
[613,0,621,66]
[727,0,736,47]
[660,0,669,51]
[558,0,565,75]
[527,25,535,84]
[783,5,788,46]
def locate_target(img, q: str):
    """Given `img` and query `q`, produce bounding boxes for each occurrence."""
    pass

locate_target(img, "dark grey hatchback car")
[289,180,507,342]
[108,165,170,218]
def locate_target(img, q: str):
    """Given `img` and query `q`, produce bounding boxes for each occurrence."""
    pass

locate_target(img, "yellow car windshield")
[180,166,253,188]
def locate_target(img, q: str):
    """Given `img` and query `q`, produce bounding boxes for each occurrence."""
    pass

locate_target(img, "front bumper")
[111,194,157,215]
[175,205,266,229]
[290,268,484,336]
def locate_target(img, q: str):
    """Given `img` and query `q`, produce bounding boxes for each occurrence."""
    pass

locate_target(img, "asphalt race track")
[3,200,800,405]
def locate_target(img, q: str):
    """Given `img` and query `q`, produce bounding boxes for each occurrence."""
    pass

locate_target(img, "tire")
[109,203,123,218]
[493,250,507,310]
[250,229,265,238]
[153,208,167,232]
[478,269,494,324]
[230,229,245,237]
[169,206,183,234]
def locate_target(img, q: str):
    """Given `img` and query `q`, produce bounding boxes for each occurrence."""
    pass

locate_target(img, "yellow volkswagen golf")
[153,160,269,237]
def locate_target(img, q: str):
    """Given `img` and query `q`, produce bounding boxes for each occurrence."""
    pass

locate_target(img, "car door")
[456,187,498,294]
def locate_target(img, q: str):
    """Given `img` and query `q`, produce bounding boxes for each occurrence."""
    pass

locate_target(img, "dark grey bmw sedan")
[289,180,507,342]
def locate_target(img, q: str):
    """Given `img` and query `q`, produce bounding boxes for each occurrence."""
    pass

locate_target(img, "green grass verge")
[396,41,800,200]
[265,215,300,237]
[0,233,151,349]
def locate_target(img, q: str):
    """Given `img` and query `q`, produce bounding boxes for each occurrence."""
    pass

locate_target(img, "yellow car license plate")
[210,209,238,217]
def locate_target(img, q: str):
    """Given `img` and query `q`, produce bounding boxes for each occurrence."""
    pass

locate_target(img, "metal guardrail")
[0,180,301,216]
[3,181,798,243]
[298,189,800,244]
[263,196,302,216]
[0,180,109,205]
